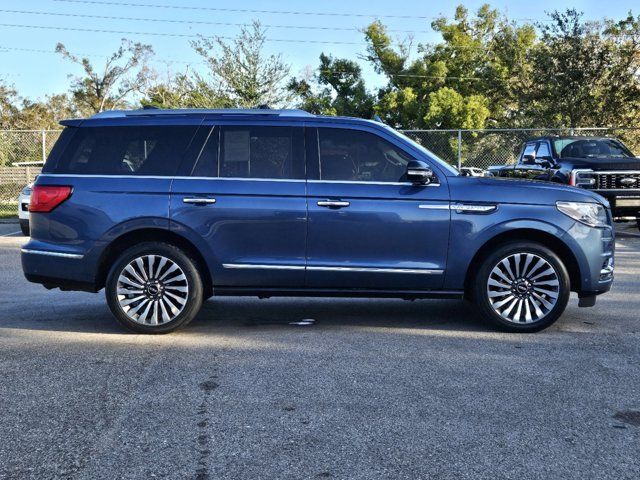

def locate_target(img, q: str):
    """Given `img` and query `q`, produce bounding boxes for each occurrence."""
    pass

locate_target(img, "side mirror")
[406,160,434,185]
[535,156,553,168]
[523,154,535,164]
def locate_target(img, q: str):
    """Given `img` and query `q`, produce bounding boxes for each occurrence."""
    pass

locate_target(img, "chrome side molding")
[21,248,84,259]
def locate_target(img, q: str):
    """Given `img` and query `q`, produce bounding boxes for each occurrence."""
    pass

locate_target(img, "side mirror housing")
[406,160,434,185]
[535,156,554,168]
[523,154,535,164]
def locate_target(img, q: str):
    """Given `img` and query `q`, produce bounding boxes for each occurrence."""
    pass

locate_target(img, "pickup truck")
[488,136,640,230]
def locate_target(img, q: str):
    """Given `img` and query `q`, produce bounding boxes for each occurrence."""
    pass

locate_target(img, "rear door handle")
[183,197,216,205]
[317,200,350,208]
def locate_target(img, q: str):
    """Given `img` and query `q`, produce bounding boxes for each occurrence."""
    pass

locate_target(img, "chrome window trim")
[38,174,306,182]
[21,248,83,259]
[308,179,440,187]
[223,263,442,274]
[38,174,442,186]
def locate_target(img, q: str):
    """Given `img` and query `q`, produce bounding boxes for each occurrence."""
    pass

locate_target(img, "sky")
[0,0,637,101]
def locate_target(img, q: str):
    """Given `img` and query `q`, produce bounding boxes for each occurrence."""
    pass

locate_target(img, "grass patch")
[0,202,19,219]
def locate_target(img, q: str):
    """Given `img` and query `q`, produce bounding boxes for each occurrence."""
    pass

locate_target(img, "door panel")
[170,124,307,288]
[305,125,450,290]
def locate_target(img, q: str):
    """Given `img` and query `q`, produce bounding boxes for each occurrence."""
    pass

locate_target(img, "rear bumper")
[21,244,98,292]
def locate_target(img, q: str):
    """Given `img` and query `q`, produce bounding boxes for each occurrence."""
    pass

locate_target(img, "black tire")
[105,242,203,334]
[636,218,640,232]
[472,241,571,333]
[19,219,29,237]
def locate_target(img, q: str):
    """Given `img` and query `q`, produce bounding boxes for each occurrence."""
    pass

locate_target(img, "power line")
[0,23,508,50]
[0,44,485,81]
[0,45,203,65]
[0,23,366,45]
[0,9,430,33]
[53,0,438,20]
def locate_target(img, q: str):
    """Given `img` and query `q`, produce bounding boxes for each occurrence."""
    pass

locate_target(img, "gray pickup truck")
[489,136,640,230]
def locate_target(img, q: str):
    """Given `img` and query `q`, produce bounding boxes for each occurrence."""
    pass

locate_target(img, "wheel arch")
[95,228,213,297]
[463,228,582,300]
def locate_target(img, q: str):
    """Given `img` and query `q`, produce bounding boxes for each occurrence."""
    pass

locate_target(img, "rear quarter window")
[49,126,197,176]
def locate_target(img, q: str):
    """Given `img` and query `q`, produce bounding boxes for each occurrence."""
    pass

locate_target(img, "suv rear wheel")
[105,242,203,333]
[472,242,570,332]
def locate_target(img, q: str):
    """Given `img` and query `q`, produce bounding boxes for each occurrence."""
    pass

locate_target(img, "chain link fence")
[1,127,639,218]
[403,127,640,170]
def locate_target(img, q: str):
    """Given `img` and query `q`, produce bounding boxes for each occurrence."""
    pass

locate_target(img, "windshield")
[554,138,634,159]
[387,126,460,175]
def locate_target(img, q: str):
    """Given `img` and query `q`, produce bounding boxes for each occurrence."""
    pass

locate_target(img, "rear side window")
[218,126,304,179]
[52,126,197,176]
[318,128,414,183]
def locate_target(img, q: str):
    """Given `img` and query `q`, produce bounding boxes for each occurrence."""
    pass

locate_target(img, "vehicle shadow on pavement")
[0,295,492,335]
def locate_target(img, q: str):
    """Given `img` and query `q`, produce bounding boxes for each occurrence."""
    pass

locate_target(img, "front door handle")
[317,200,350,208]
[183,197,216,205]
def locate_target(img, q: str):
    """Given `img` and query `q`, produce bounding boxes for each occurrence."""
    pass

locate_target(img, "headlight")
[556,201,607,227]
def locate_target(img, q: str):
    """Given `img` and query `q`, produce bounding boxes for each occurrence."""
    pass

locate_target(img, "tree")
[288,53,376,118]
[15,94,79,130]
[363,5,536,128]
[56,39,154,114]
[191,21,291,108]
[141,70,233,109]
[0,80,20,129]
[526,9,640,127]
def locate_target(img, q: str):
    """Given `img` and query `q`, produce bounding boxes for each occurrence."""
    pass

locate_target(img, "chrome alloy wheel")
[486,253,560,324]
[116,255,189,326]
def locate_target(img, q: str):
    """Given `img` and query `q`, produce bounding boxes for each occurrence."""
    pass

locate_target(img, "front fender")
[443,204,580,290]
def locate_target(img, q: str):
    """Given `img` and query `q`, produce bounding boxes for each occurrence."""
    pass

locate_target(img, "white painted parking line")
[1,231,22,237]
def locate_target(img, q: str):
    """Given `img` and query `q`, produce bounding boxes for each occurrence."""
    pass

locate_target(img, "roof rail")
[90,108,313,119]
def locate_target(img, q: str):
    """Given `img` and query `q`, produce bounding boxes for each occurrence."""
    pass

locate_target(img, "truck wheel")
[472,241,570,332]
[105,242,203,334]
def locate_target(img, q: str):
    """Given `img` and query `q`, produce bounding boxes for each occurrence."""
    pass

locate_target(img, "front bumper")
[593,190,640,220]
[17,193,30,221]
[561,219,615,300]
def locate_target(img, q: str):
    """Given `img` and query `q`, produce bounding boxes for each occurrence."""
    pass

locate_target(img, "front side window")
[318,128,415,182]
[536,142,551,158]
[219,126,304,179]
[55,126,197,176]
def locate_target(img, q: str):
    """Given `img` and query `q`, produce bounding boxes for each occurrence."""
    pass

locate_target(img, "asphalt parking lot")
[1,224,639,479]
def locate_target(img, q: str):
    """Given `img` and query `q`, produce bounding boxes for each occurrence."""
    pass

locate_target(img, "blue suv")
[22,108,615,333]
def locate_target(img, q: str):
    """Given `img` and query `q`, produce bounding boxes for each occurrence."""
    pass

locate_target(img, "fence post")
[41,130,46,162]
[26,166,31,184]
[457,130,462,169]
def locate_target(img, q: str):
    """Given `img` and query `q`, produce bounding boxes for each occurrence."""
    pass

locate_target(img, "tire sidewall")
[474,241,571,332]
[105,242,203,334]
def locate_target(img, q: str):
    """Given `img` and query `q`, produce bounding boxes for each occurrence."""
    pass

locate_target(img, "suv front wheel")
[473,242,571,332]
[105,242,203,333]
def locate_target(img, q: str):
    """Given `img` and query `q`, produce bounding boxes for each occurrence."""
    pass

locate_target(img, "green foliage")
[1,5,639,133]
[287,53,375,118]
[56,39,154,115]
[525,9,640,128]
[141,72,233,109]
[191,21,291,108]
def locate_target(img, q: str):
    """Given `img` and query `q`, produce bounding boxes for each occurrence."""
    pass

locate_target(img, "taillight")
[29,185,72,213]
